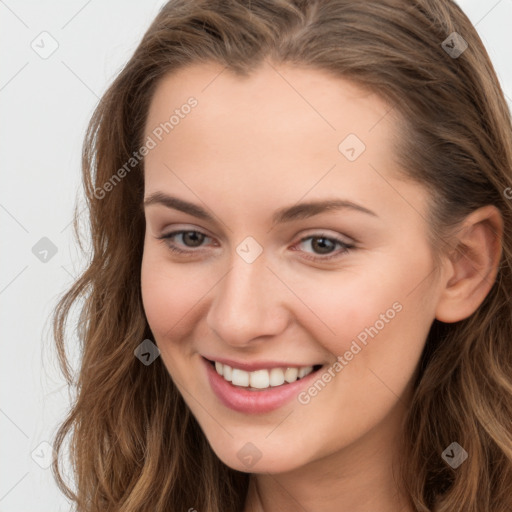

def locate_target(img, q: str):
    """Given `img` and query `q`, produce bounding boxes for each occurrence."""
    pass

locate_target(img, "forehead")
[144,60,394,142]
[142,61,404,216]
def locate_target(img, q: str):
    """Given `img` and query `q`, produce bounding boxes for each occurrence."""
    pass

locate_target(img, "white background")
[1,1,511,510]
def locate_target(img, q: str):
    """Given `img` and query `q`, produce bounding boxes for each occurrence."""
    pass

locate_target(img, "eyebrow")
[143,191,378,225]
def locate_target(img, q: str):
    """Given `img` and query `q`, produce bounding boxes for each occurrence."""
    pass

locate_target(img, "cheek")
[287,267,408,353]
[140,251,204,342]
[293,250,434,378]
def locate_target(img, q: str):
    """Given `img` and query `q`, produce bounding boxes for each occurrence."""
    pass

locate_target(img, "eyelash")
[157,230,355,262]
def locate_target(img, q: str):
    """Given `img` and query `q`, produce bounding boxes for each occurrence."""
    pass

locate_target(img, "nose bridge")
[206,248,287,345]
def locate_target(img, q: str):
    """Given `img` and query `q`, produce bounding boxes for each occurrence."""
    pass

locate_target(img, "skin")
[140,61,503,512]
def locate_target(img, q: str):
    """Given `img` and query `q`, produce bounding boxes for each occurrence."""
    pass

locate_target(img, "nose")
[206,249,290,347]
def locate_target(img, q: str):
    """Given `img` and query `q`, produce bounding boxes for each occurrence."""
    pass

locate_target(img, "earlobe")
[435,205,503,323]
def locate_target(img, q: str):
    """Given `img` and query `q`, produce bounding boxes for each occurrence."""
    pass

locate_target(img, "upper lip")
[202,355,323,372]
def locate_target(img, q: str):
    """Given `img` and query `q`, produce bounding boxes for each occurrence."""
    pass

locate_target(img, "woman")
[51,1,512,511]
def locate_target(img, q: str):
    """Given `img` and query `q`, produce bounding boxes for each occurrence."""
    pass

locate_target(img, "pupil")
[183,231,204,247]
[312,237,334,254]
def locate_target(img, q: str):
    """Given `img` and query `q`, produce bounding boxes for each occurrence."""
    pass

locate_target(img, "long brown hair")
[50,1,512,510]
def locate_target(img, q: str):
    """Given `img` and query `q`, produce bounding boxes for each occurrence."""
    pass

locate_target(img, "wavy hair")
[50,1,512,510]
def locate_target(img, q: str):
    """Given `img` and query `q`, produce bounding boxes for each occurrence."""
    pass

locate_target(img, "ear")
[435,205,503,323]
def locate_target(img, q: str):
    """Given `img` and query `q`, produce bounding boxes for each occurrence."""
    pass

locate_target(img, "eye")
[157,230,355,261]
[293,234,355,261]
[157,230,212,255]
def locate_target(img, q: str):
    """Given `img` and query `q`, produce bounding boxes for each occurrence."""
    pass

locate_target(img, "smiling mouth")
[205,358,324,390]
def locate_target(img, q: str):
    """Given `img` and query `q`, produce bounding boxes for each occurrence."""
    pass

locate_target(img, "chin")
[208,438,311,475]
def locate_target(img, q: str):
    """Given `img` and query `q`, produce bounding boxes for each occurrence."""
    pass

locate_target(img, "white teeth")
[284,367,298,383]
[298,367,310,378]
[249,369,270,389]
[231,368,249,387]
[269,368,285,386]
[223,364,232,382]
[213,361,315,389]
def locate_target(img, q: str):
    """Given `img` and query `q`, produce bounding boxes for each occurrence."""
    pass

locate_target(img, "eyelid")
[158,224,218,243]
[159,224,355,244]
[298,228,355,244]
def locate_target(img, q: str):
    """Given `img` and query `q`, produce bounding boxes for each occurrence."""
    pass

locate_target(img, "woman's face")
[140,61,445,473]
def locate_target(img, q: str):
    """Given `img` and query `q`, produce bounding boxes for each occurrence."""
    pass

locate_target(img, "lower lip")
[202,357,323,414]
